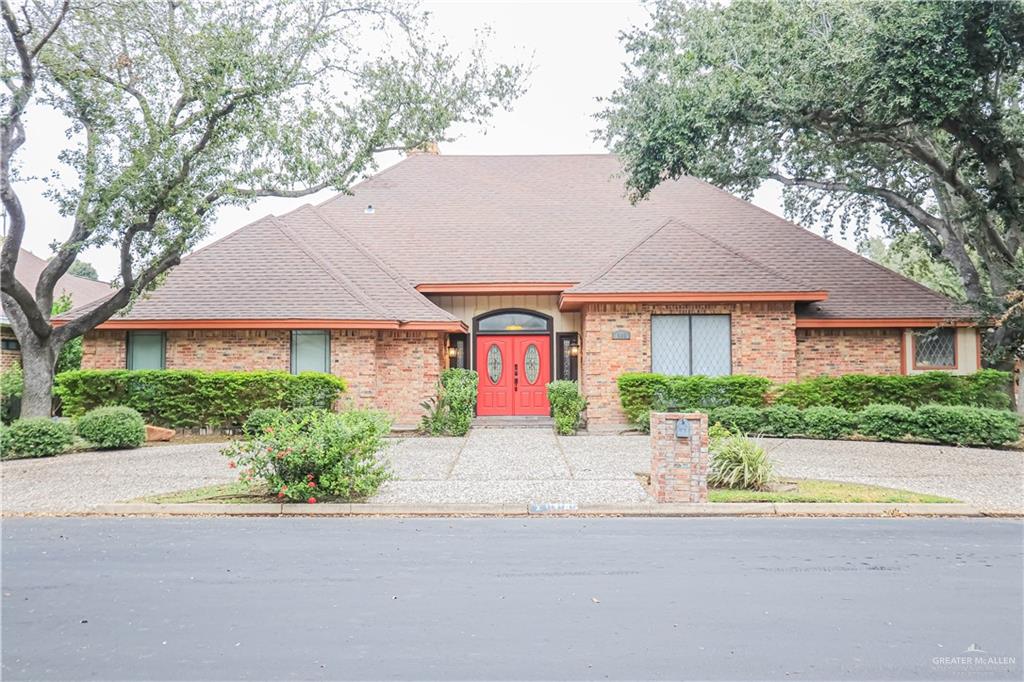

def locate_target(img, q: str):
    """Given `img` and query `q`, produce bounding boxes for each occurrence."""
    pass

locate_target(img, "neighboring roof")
[59,206,462,330]
[315,154,973,321]
[562,218,827,304]
[60,154,975,327]
[1,248,113,325]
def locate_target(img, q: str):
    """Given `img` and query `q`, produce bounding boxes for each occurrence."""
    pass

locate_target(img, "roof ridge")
[574,218,676,289]
[671,218,820,292]
[269,216,391,320]
[306,206,456,322]
[684,176,967,307]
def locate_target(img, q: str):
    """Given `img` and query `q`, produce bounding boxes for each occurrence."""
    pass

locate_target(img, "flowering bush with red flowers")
[222,409,391,502]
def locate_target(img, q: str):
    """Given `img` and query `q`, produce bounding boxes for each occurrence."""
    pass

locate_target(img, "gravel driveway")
[2,431,1021,513]
[764,437,1024,512]
[1,443,234,513]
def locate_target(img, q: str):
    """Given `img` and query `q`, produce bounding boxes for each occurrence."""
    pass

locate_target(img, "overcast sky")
[9,0,852,282]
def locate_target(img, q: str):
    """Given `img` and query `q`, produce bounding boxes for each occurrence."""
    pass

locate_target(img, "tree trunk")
[17,335,60,419]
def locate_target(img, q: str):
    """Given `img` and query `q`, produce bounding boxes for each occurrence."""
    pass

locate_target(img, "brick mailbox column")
[650,412,709,503]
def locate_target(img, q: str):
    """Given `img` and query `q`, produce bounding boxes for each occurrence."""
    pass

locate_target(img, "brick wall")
[166,330,290,370]
[581,302,797,427]
[796,328,902,378]
[81,328,443,427]
[81,330,127,369]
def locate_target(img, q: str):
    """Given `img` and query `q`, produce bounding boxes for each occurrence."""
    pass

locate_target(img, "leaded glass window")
[914,328,956,368]
[651,315,731,377]
[486,344,502,383]
[524,344,540,383]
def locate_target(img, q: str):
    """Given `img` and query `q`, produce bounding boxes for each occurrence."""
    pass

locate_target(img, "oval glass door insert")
[524,344,540,384]
[486,344,502,384]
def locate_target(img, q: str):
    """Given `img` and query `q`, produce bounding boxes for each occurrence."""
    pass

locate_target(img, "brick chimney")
[407,141,440,156]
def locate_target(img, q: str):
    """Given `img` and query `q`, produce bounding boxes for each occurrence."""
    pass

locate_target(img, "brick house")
[63,154,981,428]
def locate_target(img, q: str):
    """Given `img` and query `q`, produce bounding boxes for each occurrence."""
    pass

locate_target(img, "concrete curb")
[82,501,992,517]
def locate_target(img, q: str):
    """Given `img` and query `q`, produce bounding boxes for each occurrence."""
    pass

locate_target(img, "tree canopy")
[600,0,1024,366]
[1,0,525,416]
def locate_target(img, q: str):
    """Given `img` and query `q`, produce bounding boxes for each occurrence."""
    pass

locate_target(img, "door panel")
[476,335,551,416]
[476,337,513,416]
[513,336,550,415]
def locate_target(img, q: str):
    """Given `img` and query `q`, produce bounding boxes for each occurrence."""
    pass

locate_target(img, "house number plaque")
[611,329,631,340]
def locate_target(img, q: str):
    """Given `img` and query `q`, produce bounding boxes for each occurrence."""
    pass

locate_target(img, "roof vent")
[364,204,375,214]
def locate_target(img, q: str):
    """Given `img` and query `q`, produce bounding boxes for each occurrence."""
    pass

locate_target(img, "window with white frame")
[291,330,330,374]
[914,328,956,368]
[651,315,731,376]
[127,331,165,370]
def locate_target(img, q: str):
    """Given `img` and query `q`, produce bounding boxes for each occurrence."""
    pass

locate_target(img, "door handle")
[514,363,518,391]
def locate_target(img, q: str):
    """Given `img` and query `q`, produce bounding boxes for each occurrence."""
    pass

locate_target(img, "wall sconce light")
[569,343,580,357]
[447,345,458,359]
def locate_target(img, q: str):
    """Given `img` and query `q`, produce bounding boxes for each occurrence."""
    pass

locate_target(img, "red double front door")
[476,335,551,416]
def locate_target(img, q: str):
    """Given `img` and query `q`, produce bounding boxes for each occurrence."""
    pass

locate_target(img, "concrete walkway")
[374,429,651,505]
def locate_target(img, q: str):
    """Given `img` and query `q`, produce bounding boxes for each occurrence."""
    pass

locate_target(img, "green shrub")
[76,406,146,449]
[911,404,1020,447]
[55,370,346,429]
[286,406,328,426]
[761,404,804,437]
[0,363,23,423]
[802,406,857,440]
[709,435,775,490]
[244,408,287,436]
[617,373,770,431]
[420,369,478,436]
[774,370,1012,410]
[224,409,392,502]
[707,406,763,434]
[547,381,587,435]
[1,418,75,459]
[857,404,916,441]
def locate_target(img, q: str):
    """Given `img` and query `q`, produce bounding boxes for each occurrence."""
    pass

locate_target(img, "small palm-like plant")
[708,434,776,491]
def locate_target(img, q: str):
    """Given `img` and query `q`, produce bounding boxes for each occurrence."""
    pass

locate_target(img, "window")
[556,332,579,381]
[447,333,468,369]
[291,330,330,374]
[651,315,731,376]
[1,338,19,352]
[475,310,550,333]
[914,328,956,368]
[127,331,165,370]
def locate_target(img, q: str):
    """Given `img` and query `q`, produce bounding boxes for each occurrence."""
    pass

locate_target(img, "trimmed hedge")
[55,370,346,429]
[802,406,857,440]
[857,404,917,441]
[913,404,1020,447]
[618,370,1012,432]
[76,406,146,449]
[618,373,771,430]
[774,370,1012,411]
[1,418,75,459]
[705,403,1020,447]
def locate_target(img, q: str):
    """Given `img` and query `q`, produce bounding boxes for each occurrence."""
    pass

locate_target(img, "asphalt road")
[2,518,1022,681]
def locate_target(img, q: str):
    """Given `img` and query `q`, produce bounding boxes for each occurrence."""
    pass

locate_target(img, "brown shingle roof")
[318,154,973,321]
[63,154,974,327]
[565,218,824,297]
[61,207,461,329]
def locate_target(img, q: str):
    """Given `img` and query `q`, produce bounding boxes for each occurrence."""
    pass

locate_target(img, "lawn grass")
[710,479,956,503]
[140,478,957,505]
[135,482,269,504]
